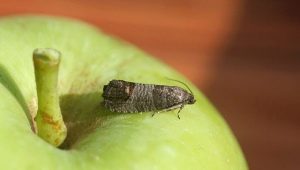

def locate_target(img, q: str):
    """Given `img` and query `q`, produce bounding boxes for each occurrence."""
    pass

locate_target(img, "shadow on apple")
[0,63,123,149]
[0,64,34,130]
[59,91,132,149]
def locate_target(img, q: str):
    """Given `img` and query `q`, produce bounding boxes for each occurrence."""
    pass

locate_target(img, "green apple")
[0,15,247,169]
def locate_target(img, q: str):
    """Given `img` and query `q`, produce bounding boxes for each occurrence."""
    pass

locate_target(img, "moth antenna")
[166,78,194,95]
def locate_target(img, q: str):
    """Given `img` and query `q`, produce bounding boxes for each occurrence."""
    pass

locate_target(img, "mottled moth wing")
[103,80,134,100]
[152,85,185,110]
[102,80,136,112]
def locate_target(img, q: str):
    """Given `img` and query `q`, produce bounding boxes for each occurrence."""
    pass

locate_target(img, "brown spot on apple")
[41,113,63,133]
[54,138,60,146]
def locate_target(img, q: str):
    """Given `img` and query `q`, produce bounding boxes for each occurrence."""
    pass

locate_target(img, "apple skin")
[0,15,247,169]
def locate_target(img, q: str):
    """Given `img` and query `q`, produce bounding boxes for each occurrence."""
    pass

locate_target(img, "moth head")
[187,93,196,105]
[167,78,196,105]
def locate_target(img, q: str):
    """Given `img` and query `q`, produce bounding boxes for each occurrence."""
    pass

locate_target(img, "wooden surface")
[0,0,299,169]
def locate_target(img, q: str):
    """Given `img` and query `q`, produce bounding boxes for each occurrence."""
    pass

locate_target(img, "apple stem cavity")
[33,48,67,147]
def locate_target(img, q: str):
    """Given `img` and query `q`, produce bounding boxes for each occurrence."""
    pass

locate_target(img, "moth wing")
[103,80,135,101]
[152,85,185,109]
[152,85,179,100]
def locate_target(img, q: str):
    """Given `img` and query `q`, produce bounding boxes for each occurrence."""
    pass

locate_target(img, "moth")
[102,79,196,119]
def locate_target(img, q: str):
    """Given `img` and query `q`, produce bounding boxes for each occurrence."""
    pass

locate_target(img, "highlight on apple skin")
[0,15,248,170]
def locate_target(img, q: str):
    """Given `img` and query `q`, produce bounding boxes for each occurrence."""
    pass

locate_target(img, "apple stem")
[33,48,67,147]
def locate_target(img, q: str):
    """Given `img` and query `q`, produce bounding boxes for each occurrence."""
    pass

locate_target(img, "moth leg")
[176,105,185,119]
[151,109,162,117]
[151,104,182,118]
[152,112,157,117]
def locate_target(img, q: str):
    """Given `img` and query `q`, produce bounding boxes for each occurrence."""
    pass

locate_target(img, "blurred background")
[0,0,299,169]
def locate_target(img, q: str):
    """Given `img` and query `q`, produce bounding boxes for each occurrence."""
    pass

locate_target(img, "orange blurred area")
[0,0,243,87]
[0,0,299,169]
